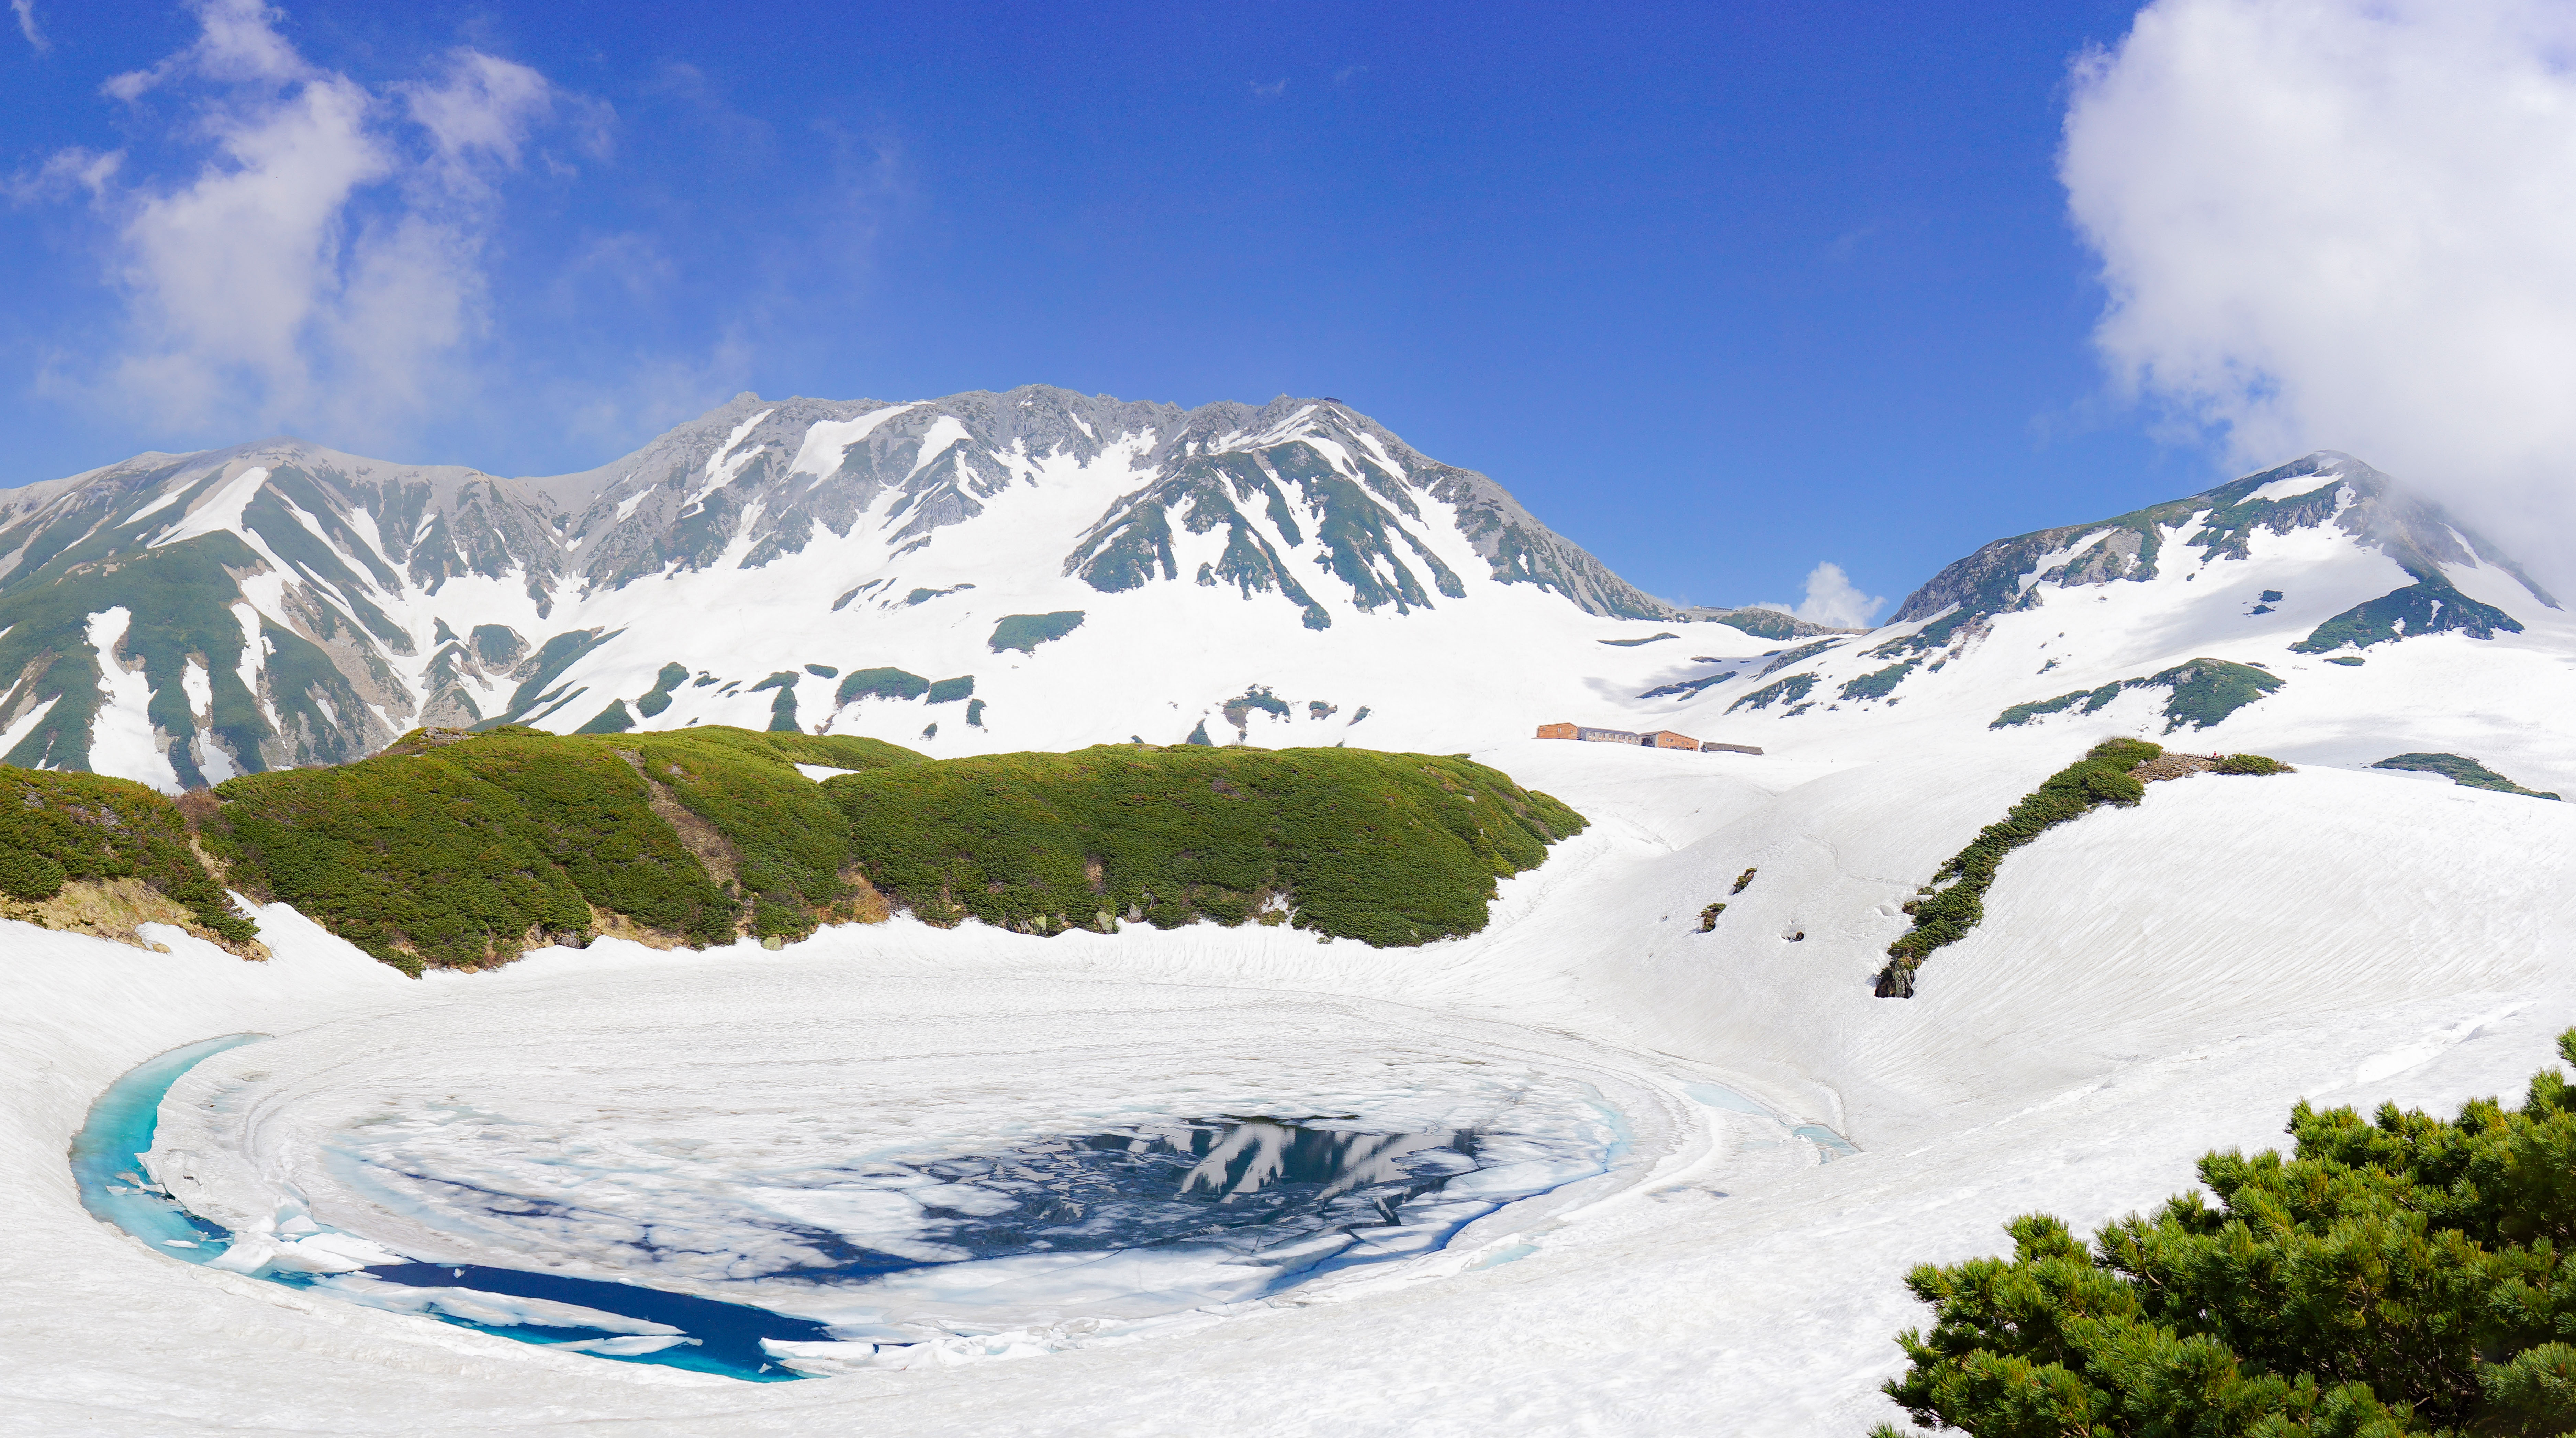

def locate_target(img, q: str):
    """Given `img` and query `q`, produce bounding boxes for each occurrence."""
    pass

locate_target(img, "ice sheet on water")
[318,1108,1612,1330]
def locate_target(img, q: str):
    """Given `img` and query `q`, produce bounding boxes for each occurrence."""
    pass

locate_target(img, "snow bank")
[4,728,2573,1434]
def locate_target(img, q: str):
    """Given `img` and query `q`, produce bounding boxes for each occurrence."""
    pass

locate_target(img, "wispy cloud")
[11,0,47,54]
[32,0,597,448]
[1755,562,1885,629]
[1249,77,1288,99]
[2063,0,2576,578]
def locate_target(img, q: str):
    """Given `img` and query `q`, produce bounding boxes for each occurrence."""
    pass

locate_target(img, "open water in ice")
[79,1038,1611,1380]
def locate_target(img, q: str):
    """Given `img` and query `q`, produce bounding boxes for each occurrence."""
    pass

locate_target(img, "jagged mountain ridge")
[0,387,1830,789]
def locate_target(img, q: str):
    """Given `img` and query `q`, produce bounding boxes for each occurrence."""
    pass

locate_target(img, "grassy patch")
[2152,657,2282,731]
[168,728,1586,971]
[927,676,974,704]
[836,667,929,704]
[2372,752,2560,800]
[2215,753,2294,776]
[1876,739,2161,997]
[0,766,257,949]
[2292,573,2522,653]
[634,662,688,718]
[1599,632,1677,647]
[1992,659,2281,734]
[198,727,923,972]
[1839,660,1918,702]
[826,746,1584,947]
[573,699,636,735]
[1991,683,2125,729]
[989,611,1086,654]
[1728,674,1817,713]
[1710,610,1805,640]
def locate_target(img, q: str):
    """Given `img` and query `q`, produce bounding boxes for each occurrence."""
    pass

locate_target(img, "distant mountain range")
[0,387,2561,793]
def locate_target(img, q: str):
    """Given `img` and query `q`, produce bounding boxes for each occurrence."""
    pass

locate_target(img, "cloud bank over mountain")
[1755,561,1884,629]
[2064,0,2576,582]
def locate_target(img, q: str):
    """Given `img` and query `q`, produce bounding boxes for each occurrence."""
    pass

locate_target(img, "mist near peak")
[2063,0,2576,591]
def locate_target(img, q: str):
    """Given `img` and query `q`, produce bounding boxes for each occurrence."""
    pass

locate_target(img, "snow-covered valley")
[5,414,2575,1432]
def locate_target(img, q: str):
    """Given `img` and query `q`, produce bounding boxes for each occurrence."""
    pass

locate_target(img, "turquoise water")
[72,1038,1597,1380]
[70,1035,826,1381]
[69,1033,267,1264]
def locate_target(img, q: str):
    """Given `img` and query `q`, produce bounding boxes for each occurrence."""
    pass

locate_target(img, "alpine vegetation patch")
[1876,740,2159,998]
[1990,658,2281,734]
[827,746,1586,948]
[989,611,1086,654]
[2372,752,2561,800]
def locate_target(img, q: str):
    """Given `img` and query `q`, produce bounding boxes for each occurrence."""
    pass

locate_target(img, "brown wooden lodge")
[1535,722,1762,756]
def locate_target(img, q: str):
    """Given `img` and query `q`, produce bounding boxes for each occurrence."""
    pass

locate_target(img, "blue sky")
[0,2,2431,617]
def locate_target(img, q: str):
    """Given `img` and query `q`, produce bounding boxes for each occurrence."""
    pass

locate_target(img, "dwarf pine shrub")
[1875,1029,2576,1437]
[826,745,1584,948]
[1875,739,2160,997]
[0,767,255,946]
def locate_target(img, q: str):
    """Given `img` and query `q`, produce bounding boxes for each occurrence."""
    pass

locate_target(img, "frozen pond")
[85,1019,1622,1379]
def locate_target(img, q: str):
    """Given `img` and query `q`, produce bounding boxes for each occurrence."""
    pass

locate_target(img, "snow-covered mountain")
[9,431,2576,1434]
[1619,449,2575,789]
[0,388,1838,790]
[3,394,2568,800]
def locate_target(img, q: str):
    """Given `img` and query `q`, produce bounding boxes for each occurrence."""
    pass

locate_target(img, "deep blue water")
[74,1040,1539,1381]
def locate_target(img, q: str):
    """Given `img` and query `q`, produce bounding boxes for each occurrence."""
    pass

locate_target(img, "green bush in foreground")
[827,745,1586,947]
[2217,752,2295,776]
[1875,1029,2576,1438]
[1877,739,2160,998]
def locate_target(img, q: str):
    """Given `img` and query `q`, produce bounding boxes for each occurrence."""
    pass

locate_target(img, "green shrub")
[1874,1029,2576,1437]
[1840,661,1918,702]
[2216,753,2294,776]
[0,767,256,945]
[1877,740,2160,997]
[825,746,1586,947]
[988,611,1086,654]
[1729,674,1818,713]
[835,667,930,704]
[927,676,974,704]
[200,727,922,971]
[2372,752,2560,801]
[180,728,1580,971]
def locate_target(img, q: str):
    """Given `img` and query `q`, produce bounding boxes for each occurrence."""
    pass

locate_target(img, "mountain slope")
[3,389,1826,791]
[1615,450,2575,798]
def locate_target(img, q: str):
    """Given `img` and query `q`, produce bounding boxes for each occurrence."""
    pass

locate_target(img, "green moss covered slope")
[827,745,1586,947]
[42,727,1584,974]
[198,726,922,973]
[0,767,260,953]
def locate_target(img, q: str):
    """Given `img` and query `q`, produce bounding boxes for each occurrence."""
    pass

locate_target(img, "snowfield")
[6,438,2575,1431]
[5,718,2573,1433]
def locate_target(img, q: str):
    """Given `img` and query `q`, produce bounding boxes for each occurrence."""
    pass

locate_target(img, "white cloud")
[12,0,47,54]
[1754,562,1885,629]
[44,0,587,446]
[2063,0,2576,575]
